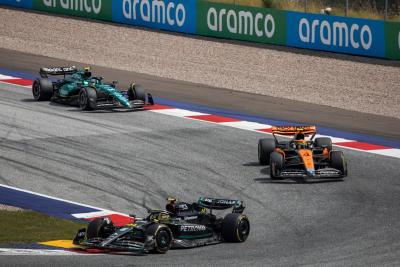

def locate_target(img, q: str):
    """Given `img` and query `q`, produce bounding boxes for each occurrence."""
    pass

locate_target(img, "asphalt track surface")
[1,48,400,141]
[0,52,400,266]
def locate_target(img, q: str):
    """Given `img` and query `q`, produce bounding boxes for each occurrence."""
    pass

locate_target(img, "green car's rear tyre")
[258,138,276,165]
[146,224,172,254]
[79,87,97,111]
[222,213,250,242]
[32,78,53,101]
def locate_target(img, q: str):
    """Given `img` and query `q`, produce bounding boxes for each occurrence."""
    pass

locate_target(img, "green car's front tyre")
[128,84,147,102]
[79,87,97,111]
[32,78,53,101]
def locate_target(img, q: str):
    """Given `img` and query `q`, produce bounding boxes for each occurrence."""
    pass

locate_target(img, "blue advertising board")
[112,0,196,34]
[286,11,385,58]
[0,0,32,8]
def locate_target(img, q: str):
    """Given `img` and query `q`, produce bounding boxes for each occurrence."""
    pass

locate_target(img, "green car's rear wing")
[40,66,78,78]
[198,197,245,213]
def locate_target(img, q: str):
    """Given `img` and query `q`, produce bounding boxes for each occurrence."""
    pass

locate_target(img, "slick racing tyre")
[79,87,97,111]
[270,152,284,180]
[128,84,146,102]
[146,224,172,254]
[86,217,113,239]
[258,138,276,165]
[32,78,53,101]
[330,151,347,177]
[314,137,333,151]
[222,213,250,242]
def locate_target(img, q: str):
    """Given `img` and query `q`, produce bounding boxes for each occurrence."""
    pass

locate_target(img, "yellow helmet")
[167,197,177,204]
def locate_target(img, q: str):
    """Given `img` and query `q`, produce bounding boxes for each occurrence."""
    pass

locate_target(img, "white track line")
[0,248,90,256]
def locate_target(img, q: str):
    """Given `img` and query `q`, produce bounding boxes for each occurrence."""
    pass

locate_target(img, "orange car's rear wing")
[271,126,317,136]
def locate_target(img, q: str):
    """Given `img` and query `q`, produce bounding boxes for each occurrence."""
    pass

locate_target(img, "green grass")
[207,0,400,21]
[0,210,86,243]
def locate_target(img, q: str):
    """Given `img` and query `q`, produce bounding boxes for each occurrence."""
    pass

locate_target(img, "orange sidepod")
[298,149,314,171]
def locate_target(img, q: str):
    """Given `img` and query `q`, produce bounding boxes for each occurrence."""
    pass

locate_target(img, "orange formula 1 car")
[258,126,347,181]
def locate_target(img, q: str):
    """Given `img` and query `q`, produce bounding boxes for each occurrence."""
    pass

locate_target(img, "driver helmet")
[83,67,92,79]
[293,133,307,149]
[166,197,177,213]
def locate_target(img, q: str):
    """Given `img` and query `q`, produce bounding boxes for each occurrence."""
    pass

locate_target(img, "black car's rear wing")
[198,197,245,213]
[39,66,78,78]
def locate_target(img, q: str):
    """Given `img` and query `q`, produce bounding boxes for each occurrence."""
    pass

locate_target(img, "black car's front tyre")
[86,217,113,239]
[146,224,172,254]
[222,213,250,242]
[79,87,97,111]
[258,138,276,165]
[32,78,53,101]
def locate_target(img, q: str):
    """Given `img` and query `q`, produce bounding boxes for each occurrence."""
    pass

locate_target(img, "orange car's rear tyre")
[258,138,276,165]
[314,137,332,151]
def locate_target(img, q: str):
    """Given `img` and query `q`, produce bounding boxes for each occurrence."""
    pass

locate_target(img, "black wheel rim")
[156,229,170,249]
[79,91,87,109]
[33,83,40,99]
[271,162,275,176]
[238,219,250,241]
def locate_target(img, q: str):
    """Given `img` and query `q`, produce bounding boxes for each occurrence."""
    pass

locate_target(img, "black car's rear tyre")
[79,87,97,111]
[86,217,113,239]
[32,78,53,101]
[146,224,172,254]
[222,213,250,242]
[330,151,347,177]
[258,138,276,165]
[270,151,284,180]
[128,84,146,102]
[314,137,333,151]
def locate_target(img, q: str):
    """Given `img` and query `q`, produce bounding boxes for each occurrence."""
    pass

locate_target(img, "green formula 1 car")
[32,66,154,110]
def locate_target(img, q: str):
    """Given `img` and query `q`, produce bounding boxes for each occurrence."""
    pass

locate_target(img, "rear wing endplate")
[40,66,77,78]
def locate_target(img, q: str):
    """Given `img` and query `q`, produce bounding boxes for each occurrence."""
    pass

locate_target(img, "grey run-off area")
[0,7,399,118]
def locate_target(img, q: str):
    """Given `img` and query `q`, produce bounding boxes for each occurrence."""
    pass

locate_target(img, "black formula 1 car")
[73,197,250,254]
[258,126,347,181]
[32,66,154,110]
